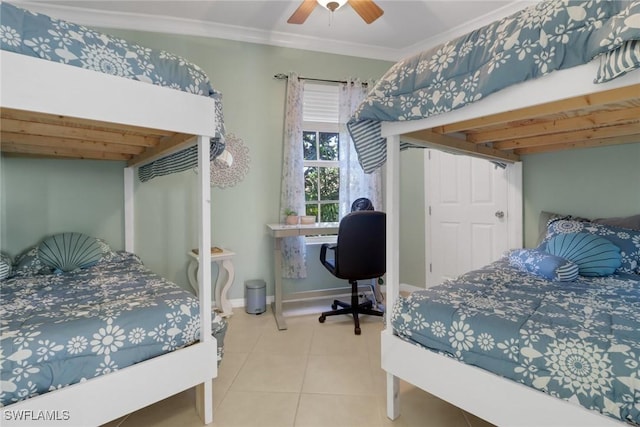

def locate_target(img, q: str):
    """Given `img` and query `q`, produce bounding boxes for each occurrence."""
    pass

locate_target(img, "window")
[302,84,340,222]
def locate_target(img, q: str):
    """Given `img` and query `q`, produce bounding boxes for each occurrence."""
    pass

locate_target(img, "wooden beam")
[0,108,174,137]
[467,106,640,143]
[127,132,196,168]
[494,123,640,150]
[1,132,145,155]
[1,142,131,160]
[403,129,520,162]
[431,84,640,134]
[1,118,158,147]
[515,134,640,155]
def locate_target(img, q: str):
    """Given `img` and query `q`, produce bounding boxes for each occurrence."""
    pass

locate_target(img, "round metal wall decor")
[210,133,250,189]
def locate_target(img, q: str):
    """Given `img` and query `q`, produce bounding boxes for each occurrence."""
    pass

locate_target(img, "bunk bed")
[346,1,640,426]
[0,3,225,425]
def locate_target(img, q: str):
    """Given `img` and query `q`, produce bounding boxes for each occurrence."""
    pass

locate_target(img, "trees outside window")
[303,129,339,222]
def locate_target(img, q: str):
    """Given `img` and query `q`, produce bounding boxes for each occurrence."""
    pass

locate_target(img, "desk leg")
[215,259,234,317]
[187,259,199,296]
[272,237,287,330]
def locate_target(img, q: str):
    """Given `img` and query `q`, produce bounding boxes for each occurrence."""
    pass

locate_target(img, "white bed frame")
[1,51,217,426]
[381,60,638,426]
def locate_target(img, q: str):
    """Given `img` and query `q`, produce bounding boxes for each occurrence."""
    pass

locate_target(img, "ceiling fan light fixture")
[318,0,346,12]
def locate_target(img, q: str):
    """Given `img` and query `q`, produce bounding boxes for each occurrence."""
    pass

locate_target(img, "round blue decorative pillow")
[38,233,103,273]
[545,232,621,277]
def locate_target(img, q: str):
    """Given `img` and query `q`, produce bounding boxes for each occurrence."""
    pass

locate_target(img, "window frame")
[302,121,340,224]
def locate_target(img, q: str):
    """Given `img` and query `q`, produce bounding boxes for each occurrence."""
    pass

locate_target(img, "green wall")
[0,31,392,301]
[399,150,426,286]
[1,159,125,254]
[522,143,640,248]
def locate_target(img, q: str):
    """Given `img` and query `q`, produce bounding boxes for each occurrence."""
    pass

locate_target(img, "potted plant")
[284,208,299,225]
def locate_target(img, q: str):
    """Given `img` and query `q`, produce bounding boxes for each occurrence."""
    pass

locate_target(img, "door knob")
[495,210,505,219]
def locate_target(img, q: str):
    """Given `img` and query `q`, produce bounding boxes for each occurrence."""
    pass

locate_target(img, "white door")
[426,149,522,287]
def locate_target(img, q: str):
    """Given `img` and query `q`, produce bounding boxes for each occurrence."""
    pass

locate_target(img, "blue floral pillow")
[11,246,52,277]
[541,220,640,275]
[508,249,579,282]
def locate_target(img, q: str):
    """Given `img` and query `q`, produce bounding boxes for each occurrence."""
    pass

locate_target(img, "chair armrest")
[320,243,338,275]
[320,243,337,261]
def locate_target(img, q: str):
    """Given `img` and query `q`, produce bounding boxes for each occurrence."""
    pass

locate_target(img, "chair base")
[318,280,383,335]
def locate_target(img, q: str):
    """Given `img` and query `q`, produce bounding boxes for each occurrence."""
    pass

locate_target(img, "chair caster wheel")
[331,303,338,310]
[355,327,361,335]
[319,315,326,323]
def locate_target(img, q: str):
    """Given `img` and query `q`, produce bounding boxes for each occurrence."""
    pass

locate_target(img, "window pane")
[319,132,339,161]
[304,167,318,202]
[320,203,339,222]
[305,204,318,219]
[303,131,317,160]
[319,167,339,200]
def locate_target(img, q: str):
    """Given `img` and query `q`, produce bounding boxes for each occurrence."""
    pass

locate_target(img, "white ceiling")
[16,1,535,60]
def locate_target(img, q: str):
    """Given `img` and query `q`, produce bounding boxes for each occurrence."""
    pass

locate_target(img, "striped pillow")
[594,39,640,83]
[0,253,12,280]
[508,249,579,282]
[38,233,103,273]
[546,232,621,277]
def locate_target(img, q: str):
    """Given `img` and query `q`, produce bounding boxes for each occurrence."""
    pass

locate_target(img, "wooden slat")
[514,134,640,155]
[467,106,640,143]
[1,132,145,155]
[404,129,520,162]
[0,108,174,137]
[493,123,640,150]
[2,142,131,160]
[128,132,195,167]
[432,84,640,134]
[1,118,159,147]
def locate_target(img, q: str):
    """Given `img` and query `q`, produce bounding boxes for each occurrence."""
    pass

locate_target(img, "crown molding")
[15,1,399,61]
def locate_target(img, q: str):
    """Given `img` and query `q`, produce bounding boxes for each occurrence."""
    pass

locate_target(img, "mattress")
[0,251,227,406]
[392,258,640,424]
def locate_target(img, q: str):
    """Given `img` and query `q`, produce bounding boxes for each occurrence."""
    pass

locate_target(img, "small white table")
[187,248,235,317]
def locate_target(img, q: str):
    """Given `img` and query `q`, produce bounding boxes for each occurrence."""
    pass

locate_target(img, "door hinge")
[428,206,432,216]
[429,263,432,273]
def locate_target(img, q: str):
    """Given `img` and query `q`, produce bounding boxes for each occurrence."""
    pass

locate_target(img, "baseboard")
[227,284,377,308]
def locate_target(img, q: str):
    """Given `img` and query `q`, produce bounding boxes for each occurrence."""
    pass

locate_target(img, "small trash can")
[245,279,266,315]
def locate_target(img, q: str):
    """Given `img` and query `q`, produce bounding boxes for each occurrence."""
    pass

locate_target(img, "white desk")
[266,222,339,330]
[187,248,235,317]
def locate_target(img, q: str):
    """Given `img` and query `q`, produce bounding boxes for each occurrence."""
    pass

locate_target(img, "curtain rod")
[274,73,368,86]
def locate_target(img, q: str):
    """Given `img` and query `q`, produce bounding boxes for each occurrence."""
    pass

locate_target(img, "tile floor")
[103,303,495,427]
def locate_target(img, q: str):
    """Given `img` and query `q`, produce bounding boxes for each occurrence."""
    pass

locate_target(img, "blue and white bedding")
[0,251,227,407]
[392,259,640,424]
[0,2,226,182]
[348,0,640,173]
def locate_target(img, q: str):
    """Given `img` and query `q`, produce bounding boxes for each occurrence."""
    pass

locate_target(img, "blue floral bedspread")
[0,1,226,181]
[392,259,640,424]
[0,252,227,407]
[348,0,640,173]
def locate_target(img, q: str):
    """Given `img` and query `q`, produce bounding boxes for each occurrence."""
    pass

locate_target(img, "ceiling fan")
[287,0,384,25]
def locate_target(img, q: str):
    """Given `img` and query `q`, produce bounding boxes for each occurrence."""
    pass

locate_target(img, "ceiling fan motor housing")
[326,1,340,11]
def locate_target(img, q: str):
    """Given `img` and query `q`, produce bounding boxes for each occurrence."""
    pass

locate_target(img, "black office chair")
[318,210,385,335]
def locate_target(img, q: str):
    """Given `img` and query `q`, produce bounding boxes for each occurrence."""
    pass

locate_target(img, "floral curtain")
[339,79,382,216]
[280,73,307,279]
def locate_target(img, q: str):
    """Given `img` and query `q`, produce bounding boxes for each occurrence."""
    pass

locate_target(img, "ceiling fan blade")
[348,0,384,24]
[287,0,318,24]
